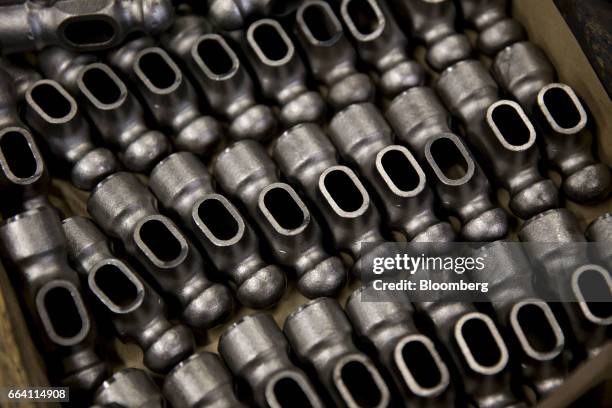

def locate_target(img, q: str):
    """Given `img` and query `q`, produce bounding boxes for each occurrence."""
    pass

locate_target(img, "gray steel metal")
[294,1,374,110]
[0,0,174,53]
[149,152,286,308]
[0,58,42,100]
[213,140,347,298]
[207,0,301,31]
[0,206,107,392]
[346,284,454,406]
[274,123,387,265]
[107,37,222,156]
[38,47,171,172]
[339,0,424,97]
[284,297,391,408]
[586,212,612,267]
[328,103,455,242]
[62,216,195,374]
[161,16,276,142]
[218,313,323,408]
[87,172,233,329]
[244,18,326,127]
[435,60,559,219]
[163,352,246,408]
[492,42,611,203]
[24,79,119,190]
[94,368,166,408]
[385,0,472,71]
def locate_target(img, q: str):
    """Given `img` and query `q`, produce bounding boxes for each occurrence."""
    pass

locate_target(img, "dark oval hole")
[577,269,612,320]
[302,4,338,42]
[400,341,442,389]
[272,377,313,408]
[62,18,116,46]
[491,104,532,146]
[197,38,235,76]
[81,67,122,105]
[380,149,421,192]
[43,286,84,339]
[429,137,469,181]
[139,219,183,263]
[252,23,290,62]
[93,264,140,310]
[346,0,381,36]
[323,169,365,213]
[0,131,38,179]
[340,361,383,407]
[263,187,305,230]
[197,198,240,241]
[516,304,559,354]
[542,87,582,130]
[460,318,503,368]
[30,83,72,119]
[137,52,178,90]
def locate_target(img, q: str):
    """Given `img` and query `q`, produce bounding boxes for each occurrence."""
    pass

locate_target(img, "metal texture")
[339,0,424,97]
[493,42,611,203]
[218,313,323,408]
[163,352,245,408]
[284,298,391,408]
[328,103,455,242]
[435,60,559,219]
[274,123,387,264]
[149,152,286,308]
[62,216,195,374]
[519,209,611,358]
[206,0,301,31]
[244,18,326,127]
[294,1,375,110]
[473,241,569,398]
[38,46,171,172]
[94,368,165,408]
[0,58,42,100]
[107,37,222,156]
[586,212,612,267]
[385,0,472,71]
[87,172,233,329]
[346,284,454,406]
[213,140,347,298]
[24,79,120,190]
[0,0,174,53]
[0,206,107,392]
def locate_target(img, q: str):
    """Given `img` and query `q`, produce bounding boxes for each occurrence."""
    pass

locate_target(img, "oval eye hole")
[138,218,184,263]
[80,66,123,105]
[576,267,612,321]
[262,186,306,231]
[344,0,383,37]
[399,340,443,390]
[515,303,561,354]
[272,376,314,408]
[428,136,470,181]
[250,22,291,62]
[197,198,240,241]
[92,264,141,311]
[322,168,366,213]
[29,82,73,119]
[339,360,384,407]
[489,102,533,148]
[459,317,504,368]
[379,148,422,193]
[196,37,235,76]
[137,51,178,90]
[0,130,39,179]
[541,86,584,130]
[42,285,85,341]
[62,18,116,47]
[300,3,340,43]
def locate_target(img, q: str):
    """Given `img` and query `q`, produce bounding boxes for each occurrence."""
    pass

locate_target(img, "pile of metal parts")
[0,0,610,407]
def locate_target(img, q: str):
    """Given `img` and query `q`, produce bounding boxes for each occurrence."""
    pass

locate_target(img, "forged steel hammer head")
[24,79,119,190]
[87,172,233,329]
[219,313,323,408]
[586,212,612,266]
[284,298,391,408]
[62,216,195,374]
[94,368,166,408]
[150,152,286,308]
[164,352,246,408]
[214,140,347,298]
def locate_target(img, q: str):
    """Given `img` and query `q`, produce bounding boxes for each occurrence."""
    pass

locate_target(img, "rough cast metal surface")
[214,140,346,298]
[24,79,119,190]
[435,60,559,219]
[339,0,424,97]
[149,152,286,308]
[346,284,454,406]
[0,0,174,53]
[284,298,391,408]
[329,103,455,242]
[38,47,171,172]
[163,352,245,408]
[206,0,302,31]
[62,216,195,374]
[219,313,323,408]
[87,172,233,329]
[94,368,165,408]
[0,206,107,393]
[107,37,222,156]
[586,212,612,267]
[274,123,388,264]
